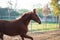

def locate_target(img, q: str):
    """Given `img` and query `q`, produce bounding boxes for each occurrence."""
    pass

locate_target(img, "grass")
[28,23,59,32]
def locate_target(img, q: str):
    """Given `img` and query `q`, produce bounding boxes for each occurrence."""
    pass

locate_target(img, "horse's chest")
[18,24,28,33]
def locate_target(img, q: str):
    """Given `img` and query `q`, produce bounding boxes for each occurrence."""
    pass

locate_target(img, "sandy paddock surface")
[3,30,60,40]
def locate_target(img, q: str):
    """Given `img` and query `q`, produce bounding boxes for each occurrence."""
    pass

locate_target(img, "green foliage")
[36,8,43,16]
[0,8,20,20]
[0,8,8,16]
[18,9,29,13]
[50,0,60,15]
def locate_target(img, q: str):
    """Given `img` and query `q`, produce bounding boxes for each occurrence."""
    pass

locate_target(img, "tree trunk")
[58,15,60,28]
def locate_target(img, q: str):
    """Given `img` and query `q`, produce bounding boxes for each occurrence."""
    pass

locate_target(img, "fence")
[0,16,59,32]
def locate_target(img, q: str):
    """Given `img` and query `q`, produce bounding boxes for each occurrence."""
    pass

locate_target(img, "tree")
[36,8,43,17]
[32,3,43,17]
[18,9,29,14]
[42,4,50,16]
[0,8,19,20]
[50,0,60,28]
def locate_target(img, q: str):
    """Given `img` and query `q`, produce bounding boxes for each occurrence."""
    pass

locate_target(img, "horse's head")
[31,9,41,24]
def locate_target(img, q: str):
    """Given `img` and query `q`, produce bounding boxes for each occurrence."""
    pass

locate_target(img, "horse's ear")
[33,9,36,13]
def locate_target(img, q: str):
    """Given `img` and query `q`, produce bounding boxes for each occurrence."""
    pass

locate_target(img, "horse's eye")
[35,14,37,16]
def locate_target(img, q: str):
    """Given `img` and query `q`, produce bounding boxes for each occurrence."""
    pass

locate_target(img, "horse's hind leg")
[0,33,3,40]
[20,35,24,40]
[21,35,33,40]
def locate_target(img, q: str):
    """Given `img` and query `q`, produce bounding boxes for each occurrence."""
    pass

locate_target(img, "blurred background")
[0,0,60,32]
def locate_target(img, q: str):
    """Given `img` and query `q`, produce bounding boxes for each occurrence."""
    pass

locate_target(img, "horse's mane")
[16,16,22,20]
[16,11,32,20]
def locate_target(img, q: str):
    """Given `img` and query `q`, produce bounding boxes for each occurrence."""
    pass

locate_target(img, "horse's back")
[0,20,11,32]
[0,20,8,27]
[0,20,6,32]
[0,18,28,36]
[0,20,9,23]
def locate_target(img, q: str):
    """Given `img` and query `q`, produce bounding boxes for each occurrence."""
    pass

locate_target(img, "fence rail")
[0,16,59,32]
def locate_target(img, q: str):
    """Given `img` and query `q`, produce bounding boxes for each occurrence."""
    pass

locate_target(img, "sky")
[0,0,51,10]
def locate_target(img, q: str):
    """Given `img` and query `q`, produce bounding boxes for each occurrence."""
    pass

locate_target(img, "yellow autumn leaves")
[53,6,60,15]
[50,0,60,15]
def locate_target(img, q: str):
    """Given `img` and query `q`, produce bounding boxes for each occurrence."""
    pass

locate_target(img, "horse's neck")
[23,17,31,26]
[18,14,31,26]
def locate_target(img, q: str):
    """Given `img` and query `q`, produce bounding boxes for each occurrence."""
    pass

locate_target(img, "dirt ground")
[3,30,60,40]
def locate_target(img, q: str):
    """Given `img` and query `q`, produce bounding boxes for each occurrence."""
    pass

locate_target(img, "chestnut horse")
[0,9,41,40]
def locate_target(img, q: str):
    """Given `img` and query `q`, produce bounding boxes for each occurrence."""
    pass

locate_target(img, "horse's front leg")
[0,33,3,40]
[21,34,33,40]
[21,37,24,40]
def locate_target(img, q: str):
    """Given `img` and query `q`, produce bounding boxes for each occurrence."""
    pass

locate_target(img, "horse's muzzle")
[39,21,41,24]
